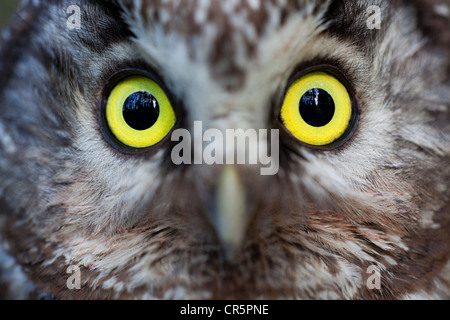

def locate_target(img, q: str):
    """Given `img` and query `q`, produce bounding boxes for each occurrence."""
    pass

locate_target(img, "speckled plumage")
[0,0,449,299]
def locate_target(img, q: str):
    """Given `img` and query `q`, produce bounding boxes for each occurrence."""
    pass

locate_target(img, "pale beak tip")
[212,165,248,262]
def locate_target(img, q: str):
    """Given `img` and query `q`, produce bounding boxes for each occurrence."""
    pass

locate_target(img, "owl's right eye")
[280,70,358,148]
[103,75,176,149]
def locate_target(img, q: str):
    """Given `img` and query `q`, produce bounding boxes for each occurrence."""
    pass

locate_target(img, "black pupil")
[123,92,160,130]
[299,88,335,127]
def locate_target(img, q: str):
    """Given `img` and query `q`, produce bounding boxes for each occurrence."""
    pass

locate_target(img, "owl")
[0,0,449,300]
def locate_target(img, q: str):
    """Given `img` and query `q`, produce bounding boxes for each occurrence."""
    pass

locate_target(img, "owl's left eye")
[280,71,357,147]
[104,75,176,149]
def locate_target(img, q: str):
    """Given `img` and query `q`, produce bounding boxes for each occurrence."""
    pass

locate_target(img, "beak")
[209,165,248,261]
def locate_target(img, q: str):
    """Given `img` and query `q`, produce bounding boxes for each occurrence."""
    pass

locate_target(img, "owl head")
[0,0,449,299]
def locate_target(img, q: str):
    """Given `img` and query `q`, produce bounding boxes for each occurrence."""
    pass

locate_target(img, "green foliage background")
[0,0,21,30]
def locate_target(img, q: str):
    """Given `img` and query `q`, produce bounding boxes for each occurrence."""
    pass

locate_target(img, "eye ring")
[99,70,177,152]
[280,69,359,149]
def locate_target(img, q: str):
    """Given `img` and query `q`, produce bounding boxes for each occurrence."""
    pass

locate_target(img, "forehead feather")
[120,0,331,90]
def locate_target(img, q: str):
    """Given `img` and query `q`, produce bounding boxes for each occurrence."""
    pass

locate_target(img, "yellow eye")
[105,75,176,149]
[280,71,353,146]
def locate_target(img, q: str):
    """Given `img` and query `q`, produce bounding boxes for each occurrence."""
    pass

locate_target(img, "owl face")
[0,0,449,299]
